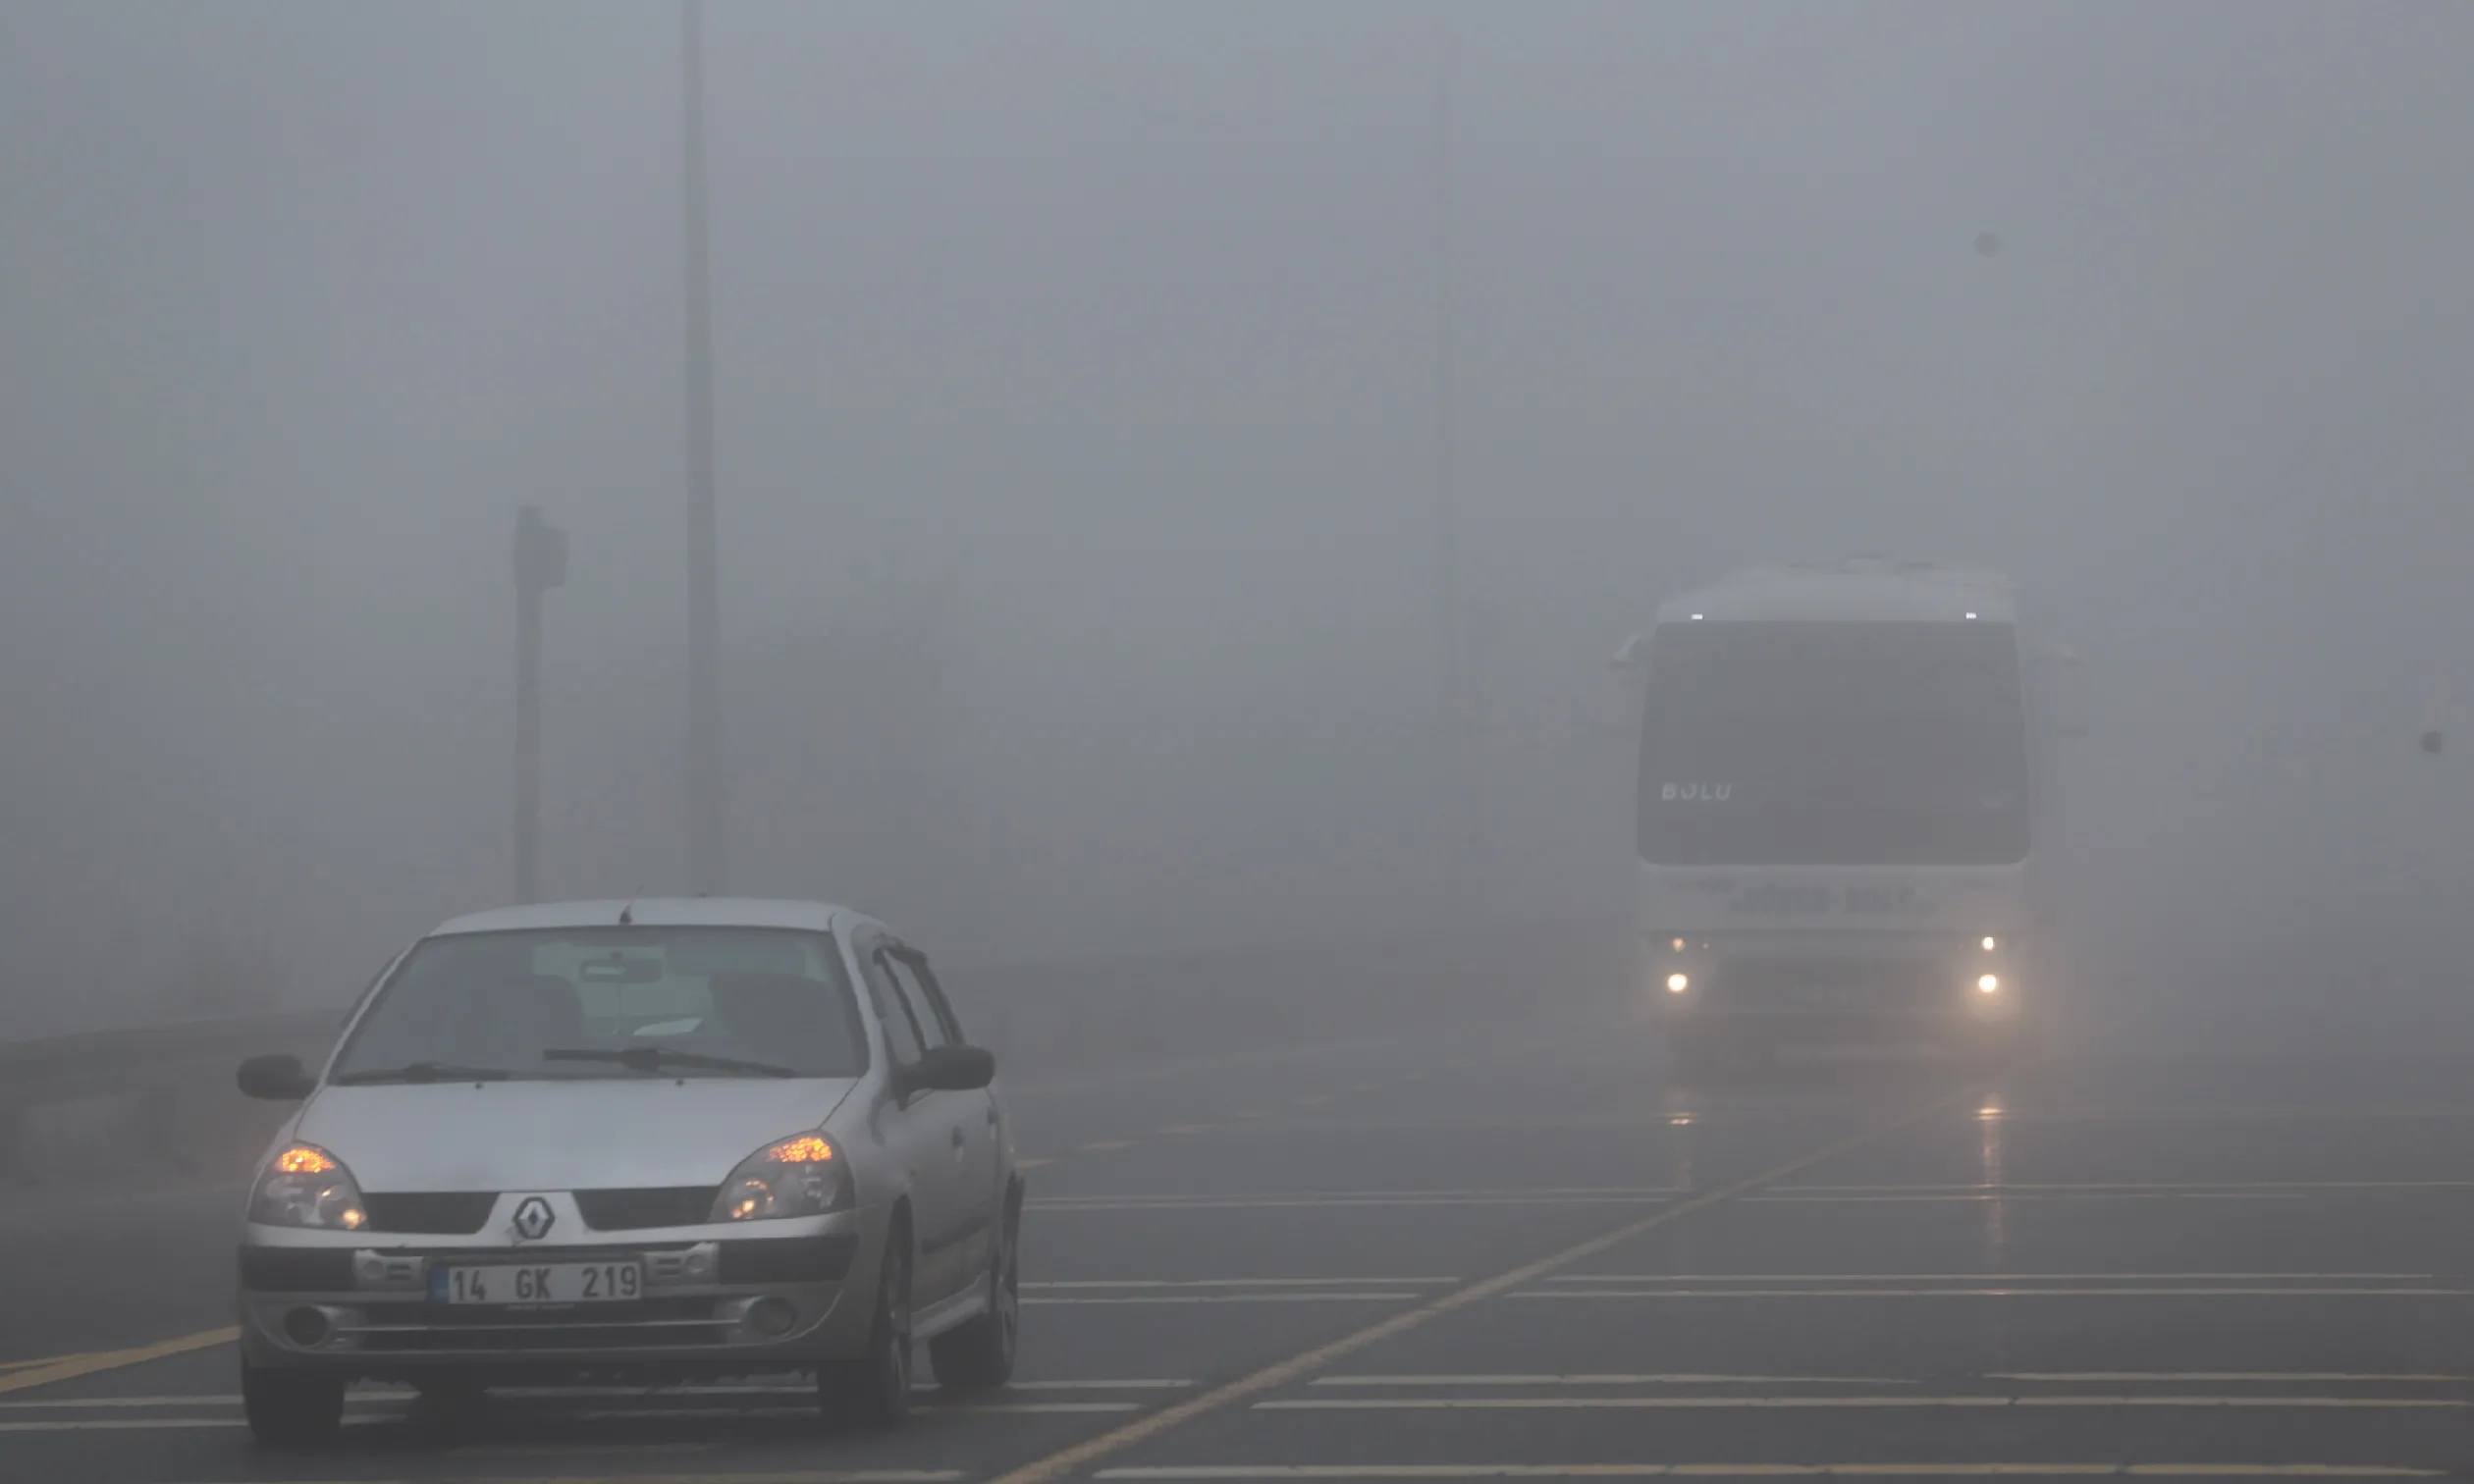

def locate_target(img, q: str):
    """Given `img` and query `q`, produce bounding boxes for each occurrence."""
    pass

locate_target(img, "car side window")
[898,953,967,1044]
[882,951,950,1052]
[857,942,923,1066]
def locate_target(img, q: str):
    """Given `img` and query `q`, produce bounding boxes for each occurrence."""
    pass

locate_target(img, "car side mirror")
[237,1053,316,1101]
[900,1044,996,1096]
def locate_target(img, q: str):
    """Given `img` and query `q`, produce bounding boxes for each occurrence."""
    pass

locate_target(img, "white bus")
[1615,560,2084,1072]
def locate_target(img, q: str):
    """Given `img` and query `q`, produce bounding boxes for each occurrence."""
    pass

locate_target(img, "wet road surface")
[7,1012,2474,1483]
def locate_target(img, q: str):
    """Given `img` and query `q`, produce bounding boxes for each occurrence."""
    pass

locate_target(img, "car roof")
[428,898,867,938]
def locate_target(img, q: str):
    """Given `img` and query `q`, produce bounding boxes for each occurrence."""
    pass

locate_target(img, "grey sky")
[3,1,2470,1034]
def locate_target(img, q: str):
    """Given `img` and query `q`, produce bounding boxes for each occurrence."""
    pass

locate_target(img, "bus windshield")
[1637,620,2031,868]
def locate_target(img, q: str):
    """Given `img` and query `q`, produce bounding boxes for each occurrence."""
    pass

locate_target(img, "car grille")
[1720,957,1956,1011]
[346,1297,732,1353]
[575,1187,721,1231]
[361,1192,499,1235]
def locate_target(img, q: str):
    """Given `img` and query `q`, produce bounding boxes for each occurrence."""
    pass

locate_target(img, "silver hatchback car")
[232,899,1022,1444]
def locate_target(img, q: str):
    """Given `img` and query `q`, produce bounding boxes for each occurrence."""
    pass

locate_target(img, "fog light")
[746,1297,798,1338]
[283,1306,332,1348]
[684,1251,714,1280]
[1977,974,2001,994]
[1666,974,1690,993]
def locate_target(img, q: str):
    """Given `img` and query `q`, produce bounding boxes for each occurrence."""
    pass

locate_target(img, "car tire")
[820,1216,913,1431]
[241,1360,345,1447]
[930,1197,1020,1392]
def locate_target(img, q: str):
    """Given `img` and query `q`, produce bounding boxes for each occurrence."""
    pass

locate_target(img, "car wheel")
[821,1216,913,1431]
[930,1198,1020,1391]
[241,1359,345,1447]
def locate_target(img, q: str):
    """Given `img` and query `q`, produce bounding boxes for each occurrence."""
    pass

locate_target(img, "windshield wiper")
[542,1046,798,1079]
[333,1061,512,1086]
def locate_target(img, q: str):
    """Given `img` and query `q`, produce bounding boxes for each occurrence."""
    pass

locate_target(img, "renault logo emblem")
[511,1195,556,1242]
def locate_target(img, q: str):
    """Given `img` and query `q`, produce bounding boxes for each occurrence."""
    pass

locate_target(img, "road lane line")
[1779,1181,2474,1193]
[0,1377,1196,1409]
[1747,1193,2313,1204]
[1994,1372,2474,1383]
[1541,1274,2435,1283]
[1029,1279,1458,1290]
[1253,1395,2467,1410]
[1040,1187,1679,1205]
[1027,1293,1426,1305]
[980,1084,1975,1484]
[1033,1193,1673,1213]
[0,1418,248,1432]
[1511,1287,2469,1299]
[0,1327,237,1397]
[1080,1140,1139,1152]
[1094,1467,2446,1479]
[1314,1376,1920,1388]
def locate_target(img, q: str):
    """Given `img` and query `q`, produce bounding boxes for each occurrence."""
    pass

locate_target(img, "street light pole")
[1430,6,1470,921]
[512,505,568,905]
[682,0,726,894]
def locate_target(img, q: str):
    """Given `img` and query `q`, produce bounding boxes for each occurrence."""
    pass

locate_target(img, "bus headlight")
[1976,974,2001,994]
[1666,973,1691,994]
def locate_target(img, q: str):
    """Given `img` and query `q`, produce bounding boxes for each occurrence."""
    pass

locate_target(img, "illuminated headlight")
[249,1143,367,1231]
[1666,973,1691,994]
[710,1134,852,1223]
[1670,937,1687,953]
[1976,974,2002,994]
[1980,935,1999,953]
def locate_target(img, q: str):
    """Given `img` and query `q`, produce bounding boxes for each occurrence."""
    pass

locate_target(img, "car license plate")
[429,1260,643,1305]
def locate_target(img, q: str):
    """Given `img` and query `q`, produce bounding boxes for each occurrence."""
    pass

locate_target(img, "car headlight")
[709,1134,852,1223]
[248,1143,368,1231]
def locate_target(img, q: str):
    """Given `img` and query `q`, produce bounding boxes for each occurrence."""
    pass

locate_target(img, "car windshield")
[328,927,868,1083]
[1638,619,2032,867]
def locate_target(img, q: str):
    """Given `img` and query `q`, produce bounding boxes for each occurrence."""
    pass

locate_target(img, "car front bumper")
[237,1205,888,1381]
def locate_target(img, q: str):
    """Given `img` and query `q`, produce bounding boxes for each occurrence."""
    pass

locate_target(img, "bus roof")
[1654,560,2017,625]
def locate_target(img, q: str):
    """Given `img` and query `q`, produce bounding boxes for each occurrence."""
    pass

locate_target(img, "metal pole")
[682,0,726,894]
[1430,6,1468,919]
[515,533,542,905]
[512,505,566,904]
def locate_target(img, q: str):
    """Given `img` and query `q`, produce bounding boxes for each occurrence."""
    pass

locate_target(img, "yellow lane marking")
[1095,1467,2447,1479]
[1254,1395,2467,1410]
[979,1086,1972,1484]
[0,1327,237,1397]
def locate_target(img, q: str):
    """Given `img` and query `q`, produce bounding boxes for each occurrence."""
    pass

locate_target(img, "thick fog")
[4,0,2472,1040]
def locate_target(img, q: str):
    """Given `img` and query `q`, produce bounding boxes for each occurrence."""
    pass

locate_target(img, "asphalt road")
[7,1010,2474,1483]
